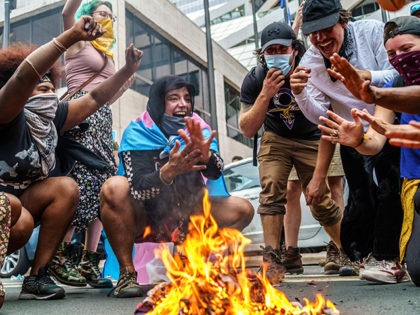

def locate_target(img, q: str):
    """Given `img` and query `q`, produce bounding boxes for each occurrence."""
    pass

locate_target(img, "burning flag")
[135,190,339,315]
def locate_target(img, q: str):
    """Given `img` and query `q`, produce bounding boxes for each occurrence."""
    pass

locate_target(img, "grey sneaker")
[339,249,359,276]
[108,270,152,298]
[324,241,340,275]
[261,246,286,285]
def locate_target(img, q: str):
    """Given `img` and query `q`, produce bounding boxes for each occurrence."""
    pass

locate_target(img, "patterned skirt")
[65,91,116,231]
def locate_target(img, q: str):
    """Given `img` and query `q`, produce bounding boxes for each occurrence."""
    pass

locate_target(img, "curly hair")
[75,1,113,19]
[0,42,62,89]
[255,39,306,70]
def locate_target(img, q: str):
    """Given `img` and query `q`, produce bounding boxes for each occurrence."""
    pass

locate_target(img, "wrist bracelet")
[52,37,67,53]
[159,169,173,185]
[355,134,369,148]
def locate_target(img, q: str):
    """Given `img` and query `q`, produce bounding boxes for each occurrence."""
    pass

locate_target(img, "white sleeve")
[294,82,331,125]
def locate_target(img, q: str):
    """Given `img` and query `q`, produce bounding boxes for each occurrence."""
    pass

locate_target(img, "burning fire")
[138,190,339,315]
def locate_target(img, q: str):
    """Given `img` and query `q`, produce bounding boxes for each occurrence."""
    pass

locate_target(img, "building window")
[225,82,253,148]
[126,10,210,121]
[1,7,62,48]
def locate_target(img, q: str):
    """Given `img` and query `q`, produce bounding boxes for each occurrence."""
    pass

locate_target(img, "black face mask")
[160,113,186,136]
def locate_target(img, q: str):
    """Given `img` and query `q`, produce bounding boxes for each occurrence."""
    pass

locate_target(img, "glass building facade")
[125,10,211,123]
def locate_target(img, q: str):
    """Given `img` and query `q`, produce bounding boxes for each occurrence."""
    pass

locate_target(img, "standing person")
[100,75,254,298]
[290,0,346,274]
[239,21,343,284]
[290,0,402,278]
[0,17,142,302]
[49,0,129,288]
[319,15,420,285]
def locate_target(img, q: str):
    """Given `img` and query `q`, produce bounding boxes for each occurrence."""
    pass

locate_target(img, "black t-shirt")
[0,102,68,196]
[240,65,320,140]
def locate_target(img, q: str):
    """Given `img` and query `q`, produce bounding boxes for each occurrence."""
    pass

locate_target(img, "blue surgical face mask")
[265,54,292,75]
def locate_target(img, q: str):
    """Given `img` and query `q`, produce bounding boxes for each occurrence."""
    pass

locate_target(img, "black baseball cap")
[260,22,296,52]
[384,16,420,44]
[301,0,342,36]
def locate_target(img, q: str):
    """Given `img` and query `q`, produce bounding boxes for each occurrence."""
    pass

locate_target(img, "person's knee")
[8,194,22,226]
[100,176,130,211]
[286,181,301,200]
[8,208,34,253]
[52,177,79,206]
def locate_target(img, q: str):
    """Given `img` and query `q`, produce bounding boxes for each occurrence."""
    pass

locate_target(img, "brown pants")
[257,131,341,226]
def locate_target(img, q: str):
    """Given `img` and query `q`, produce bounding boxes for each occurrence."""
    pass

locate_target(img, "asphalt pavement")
[0,256,419,315]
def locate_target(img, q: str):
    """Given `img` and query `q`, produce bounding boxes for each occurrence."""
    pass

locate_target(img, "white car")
[223,157,329,250]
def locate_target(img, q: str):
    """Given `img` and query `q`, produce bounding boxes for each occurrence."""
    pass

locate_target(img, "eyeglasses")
[411,4,420,15]
[93,11,116,22]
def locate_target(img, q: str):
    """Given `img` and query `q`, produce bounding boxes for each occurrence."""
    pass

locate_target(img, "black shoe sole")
[86,279,114,289]
[19,291,65,300]
[285,267,304,274]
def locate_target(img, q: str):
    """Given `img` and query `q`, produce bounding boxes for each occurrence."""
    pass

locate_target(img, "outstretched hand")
[178,117,217,164]
[318,109,365,147]
[386,121,420,149]
[328,53,376,104]
[160,140,207,184]
[355,109,391,136]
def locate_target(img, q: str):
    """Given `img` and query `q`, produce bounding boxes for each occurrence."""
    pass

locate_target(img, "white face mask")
[265,54,292,75]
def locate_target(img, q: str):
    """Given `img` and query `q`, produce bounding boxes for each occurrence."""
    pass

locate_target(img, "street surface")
[1,260,419,315]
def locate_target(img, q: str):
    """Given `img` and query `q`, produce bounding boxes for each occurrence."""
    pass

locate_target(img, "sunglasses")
[93,10,116,22]
[411,4,420,15]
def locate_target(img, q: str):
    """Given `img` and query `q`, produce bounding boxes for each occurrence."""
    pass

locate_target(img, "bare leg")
[62,227,75,244]
[261,214,283,249]
[86,219,103,253]
[284,180,302,248]
[7,194,34,254]
[209,196,254,231]
[19,177,79,275]
[328,176,344,211]
[100,176,147,274]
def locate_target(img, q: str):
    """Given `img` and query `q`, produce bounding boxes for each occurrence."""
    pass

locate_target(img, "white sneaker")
[360,255,407,284]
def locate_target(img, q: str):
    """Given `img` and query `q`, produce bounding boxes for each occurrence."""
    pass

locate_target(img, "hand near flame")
[159,140,207,184]
[178,117,217,164]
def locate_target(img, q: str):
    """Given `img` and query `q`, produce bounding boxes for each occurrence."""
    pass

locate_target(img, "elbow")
[239,120,255,138]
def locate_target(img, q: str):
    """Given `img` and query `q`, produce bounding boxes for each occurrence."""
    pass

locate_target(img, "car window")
[223,160,260,193]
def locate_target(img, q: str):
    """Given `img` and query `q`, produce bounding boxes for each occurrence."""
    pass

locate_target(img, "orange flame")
[146,189,339,315]
[143,226,152,239]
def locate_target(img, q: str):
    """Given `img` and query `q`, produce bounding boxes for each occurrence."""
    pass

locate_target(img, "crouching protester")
[100,75,254,298]
[0,17,143,304]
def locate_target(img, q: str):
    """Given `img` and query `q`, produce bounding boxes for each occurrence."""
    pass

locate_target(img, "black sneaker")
[19,267,65,300]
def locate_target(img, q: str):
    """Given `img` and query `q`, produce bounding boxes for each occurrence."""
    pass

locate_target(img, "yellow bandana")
[91,17,115,58]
